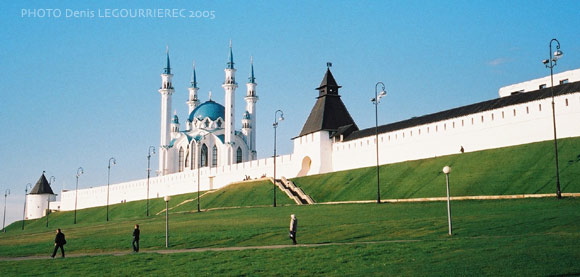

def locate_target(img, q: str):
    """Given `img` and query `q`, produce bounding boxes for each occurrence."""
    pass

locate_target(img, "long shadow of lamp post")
[372,82,387,204]
[542,38,564,199]
[273,109,284,207]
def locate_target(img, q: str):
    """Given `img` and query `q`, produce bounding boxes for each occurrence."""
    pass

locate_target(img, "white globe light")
[164,195,171,202]
[442,166,451,174]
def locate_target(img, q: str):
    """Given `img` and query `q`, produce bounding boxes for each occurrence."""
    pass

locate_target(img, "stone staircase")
[270,177,315,205]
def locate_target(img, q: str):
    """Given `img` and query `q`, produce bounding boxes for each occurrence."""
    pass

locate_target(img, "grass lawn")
[292,137,580,202]
[1,198,579,275]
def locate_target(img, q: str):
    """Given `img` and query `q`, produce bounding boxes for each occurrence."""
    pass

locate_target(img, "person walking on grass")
[51,228,66,258]
[132,224,140,252]
[289,214,298,245]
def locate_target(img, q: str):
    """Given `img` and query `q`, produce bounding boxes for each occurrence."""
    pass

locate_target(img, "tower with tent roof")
[26,173,56,220]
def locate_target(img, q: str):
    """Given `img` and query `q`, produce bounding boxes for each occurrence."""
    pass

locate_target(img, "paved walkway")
[0,239,423,262]
[321,192,580,205]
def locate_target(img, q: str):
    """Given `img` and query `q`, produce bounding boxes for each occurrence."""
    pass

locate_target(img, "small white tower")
[158,48,174,176]
[26,173,56,220]
[171,112,180,139]
[221,40,238,164]
[187,61,200,115]
[245,56,259,160]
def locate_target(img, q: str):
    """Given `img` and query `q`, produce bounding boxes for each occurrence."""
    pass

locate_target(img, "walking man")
[132,224,140,252]
[51,228,66,258]
[289,214,298,245]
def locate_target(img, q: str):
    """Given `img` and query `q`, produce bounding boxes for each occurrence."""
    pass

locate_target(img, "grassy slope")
[3,179,293,233]
[171,179,294,213]
[292,137,580,202]
[0,198,579,275]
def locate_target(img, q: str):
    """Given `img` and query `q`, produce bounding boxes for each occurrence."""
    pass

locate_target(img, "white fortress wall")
[59,153,299,211]
[498,69,580,97]
[331,92,580,172]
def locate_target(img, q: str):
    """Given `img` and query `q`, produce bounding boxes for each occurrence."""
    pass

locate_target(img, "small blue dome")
[243,111,251,120]
[172,114,179,124]
[189,100,225,122]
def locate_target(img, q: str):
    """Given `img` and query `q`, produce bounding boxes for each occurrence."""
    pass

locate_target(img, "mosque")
[157,42,259,176]
[24,43,580,219]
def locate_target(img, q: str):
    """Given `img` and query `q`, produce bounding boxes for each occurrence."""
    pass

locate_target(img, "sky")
[1,0,579,227]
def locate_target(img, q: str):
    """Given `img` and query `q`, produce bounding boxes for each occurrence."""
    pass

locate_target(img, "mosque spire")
[227,39,235,69]
[248,56,256,84]
[164,46,171,74]
[190,61,198,88]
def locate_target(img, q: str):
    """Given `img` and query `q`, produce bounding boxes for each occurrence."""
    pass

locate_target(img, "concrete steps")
[270,177,315,205]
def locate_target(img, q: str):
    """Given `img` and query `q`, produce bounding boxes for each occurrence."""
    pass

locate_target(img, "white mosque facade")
[25,44,580,218]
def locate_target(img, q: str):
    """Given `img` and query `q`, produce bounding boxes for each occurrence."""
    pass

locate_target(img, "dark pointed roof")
[29,173,54,195]
[317,68,340,89]
[298,68,358,137]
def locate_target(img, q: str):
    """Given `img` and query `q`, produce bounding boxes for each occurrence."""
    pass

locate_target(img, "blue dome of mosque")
[189,100,225,122]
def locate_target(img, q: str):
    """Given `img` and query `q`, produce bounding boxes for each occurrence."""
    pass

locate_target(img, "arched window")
[178,148,184,172]
[200,144,208,167]
[236,147,243,163]
[212,145,218,167]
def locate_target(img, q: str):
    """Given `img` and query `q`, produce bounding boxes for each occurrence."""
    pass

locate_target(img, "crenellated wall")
[59,154,300,211]
[331,93,580,171]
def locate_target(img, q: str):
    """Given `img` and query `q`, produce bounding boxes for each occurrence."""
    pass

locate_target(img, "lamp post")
[107,157,116,221]
[147,146,155,217]
[48,176,55,228]
[74,167,84,224]
[542,38,564,199]
[273,109,284,207]
[22,183,32,230]
[442,166,452,236]
[372,82,387,204]
[164,195,171,248]
[2,189,9,232]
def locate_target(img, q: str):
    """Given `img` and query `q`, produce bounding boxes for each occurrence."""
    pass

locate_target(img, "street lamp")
[147,146,156,217]
[542,38,564,199]
[164,195,171,248]
[48,176,55,228]
[2,189,9,232]
[273,109,284,207]
[442,166,452,236]
[74,167,84,224]
[372,82,387,204]
[22,183,32,230]
[107,157,116,221]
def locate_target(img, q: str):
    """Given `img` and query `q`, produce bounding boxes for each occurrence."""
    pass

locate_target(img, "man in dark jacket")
[51,228,66,258]
[132,224,140,252]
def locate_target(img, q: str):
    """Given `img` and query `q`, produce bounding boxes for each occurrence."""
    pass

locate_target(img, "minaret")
[158,48,174,176]
[245,56,259,160]
[187,61,200,115]
[221,40,238,163]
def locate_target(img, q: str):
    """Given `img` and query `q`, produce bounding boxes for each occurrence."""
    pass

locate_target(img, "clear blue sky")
[1,0,579,226]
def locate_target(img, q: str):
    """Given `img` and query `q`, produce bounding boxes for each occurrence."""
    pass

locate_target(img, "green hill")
[292,137,580,202]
